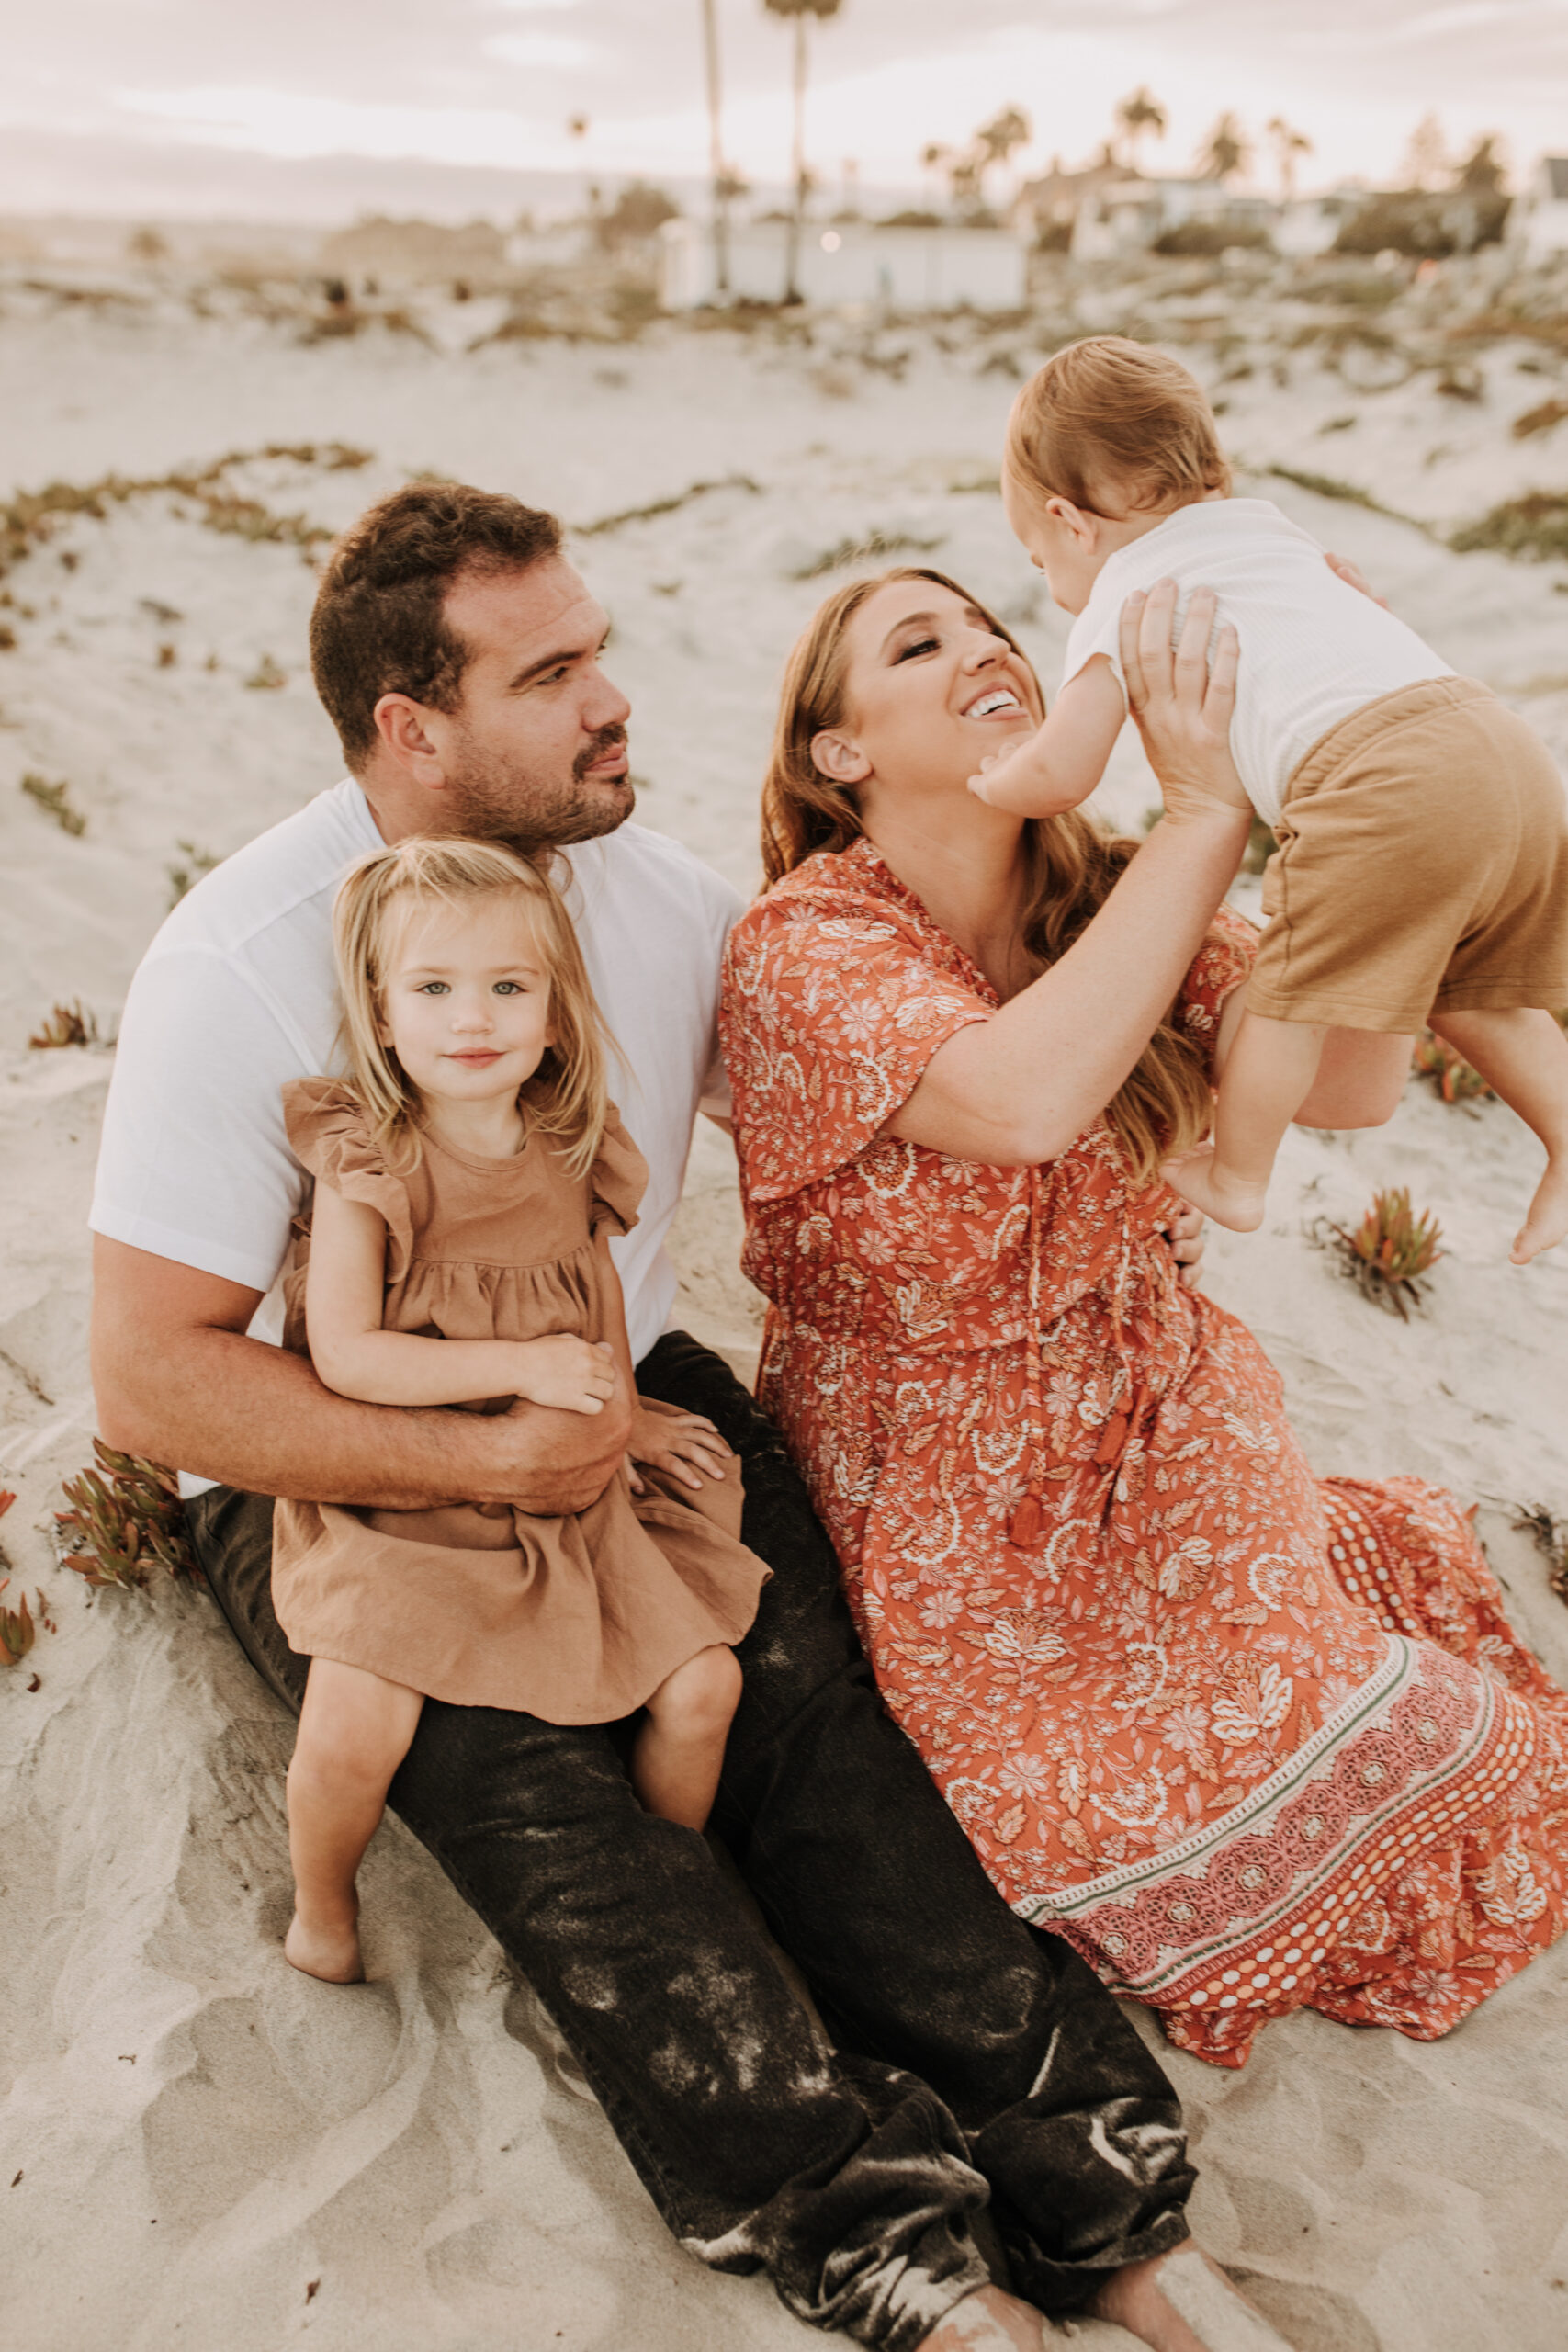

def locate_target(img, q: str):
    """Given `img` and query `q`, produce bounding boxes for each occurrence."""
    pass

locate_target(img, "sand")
[3,252,1568,2352]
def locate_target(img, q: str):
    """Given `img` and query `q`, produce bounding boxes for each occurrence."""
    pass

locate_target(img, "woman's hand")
[626,1402,734,1495]
[1120,580,1250,827]
[1324,550,1389,609]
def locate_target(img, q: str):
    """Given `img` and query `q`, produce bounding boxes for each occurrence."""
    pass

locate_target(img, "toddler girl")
[970,334,1568,1262]
[273,837,769,1983]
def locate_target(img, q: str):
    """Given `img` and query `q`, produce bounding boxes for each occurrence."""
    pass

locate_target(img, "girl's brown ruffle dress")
[270,1080,769,1721]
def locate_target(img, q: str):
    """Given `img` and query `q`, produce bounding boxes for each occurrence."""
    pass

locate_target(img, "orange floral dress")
[720,837,1568,2067]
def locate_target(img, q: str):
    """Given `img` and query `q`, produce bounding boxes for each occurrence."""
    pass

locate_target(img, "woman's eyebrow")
[877,608,942,655]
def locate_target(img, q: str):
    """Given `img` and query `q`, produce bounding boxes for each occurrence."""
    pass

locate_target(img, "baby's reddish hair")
[1005,335,1232,518]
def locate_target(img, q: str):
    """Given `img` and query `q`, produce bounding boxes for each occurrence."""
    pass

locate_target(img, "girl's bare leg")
[1164,1013,1326,1231]
[286,1657,425,1983]
[631,1645,742,1832]
[1430,1006,1568,1262]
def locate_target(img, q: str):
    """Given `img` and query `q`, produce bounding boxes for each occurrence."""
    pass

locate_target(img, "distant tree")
[600,182,682,248]
[1453,133,1507,197]
[1196,112,1250,185]
[762,0,844,303]
[1265,116,1313,201]
[975,106,1032,207]
[1114,86,1167,170]
[698,0,731,292]
[126,225,167,265]
[1401,112,1449,192]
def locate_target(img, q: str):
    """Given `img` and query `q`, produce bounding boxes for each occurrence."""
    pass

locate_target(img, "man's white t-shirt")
[1061,497,1453,826]
[90,780,743,1493]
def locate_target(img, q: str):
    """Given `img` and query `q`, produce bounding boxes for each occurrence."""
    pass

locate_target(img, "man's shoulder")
[568,822,745,930]
[148,779,378,968]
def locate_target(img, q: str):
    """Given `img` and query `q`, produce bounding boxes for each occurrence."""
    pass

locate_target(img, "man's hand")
[625,1402,733,1496]
[1159,1197,1208,1291]
[1120,579,1249,826]
[494,1374,633,1514]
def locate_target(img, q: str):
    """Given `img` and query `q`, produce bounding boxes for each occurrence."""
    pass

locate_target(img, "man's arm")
[91,1236,631,1514]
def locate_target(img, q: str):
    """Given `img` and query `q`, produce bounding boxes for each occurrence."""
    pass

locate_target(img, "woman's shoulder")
[728,840,928,956]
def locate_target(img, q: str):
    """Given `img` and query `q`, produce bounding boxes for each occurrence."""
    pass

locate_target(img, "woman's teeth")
[967,690,1021,718]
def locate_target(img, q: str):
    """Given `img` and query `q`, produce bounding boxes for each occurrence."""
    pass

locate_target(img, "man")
[90,482,1278,2352]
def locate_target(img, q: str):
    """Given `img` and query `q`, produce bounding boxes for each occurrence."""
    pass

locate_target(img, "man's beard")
[443,723,635,853]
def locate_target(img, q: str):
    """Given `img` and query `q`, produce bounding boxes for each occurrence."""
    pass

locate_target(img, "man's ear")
[373,693,448,785]
[810,729,871,785]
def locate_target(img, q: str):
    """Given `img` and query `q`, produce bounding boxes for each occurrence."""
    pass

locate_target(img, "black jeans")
[185,1329,1192,2347]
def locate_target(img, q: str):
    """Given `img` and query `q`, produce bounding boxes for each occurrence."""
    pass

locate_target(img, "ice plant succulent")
[1410,1029,1492,1103]
[1330,1186,1444,1319]
[0,1581,35,1667]
[56,1443,200,1590]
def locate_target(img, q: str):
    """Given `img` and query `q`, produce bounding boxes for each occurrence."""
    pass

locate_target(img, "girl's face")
[377,889,554,1110]
[818,579,1042,808]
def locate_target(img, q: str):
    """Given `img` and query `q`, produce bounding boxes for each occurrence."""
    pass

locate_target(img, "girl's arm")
[593,1231,731,1494]
[305,1181,615,1413]
[968,656,1127,816]
[890,588,1250,1167]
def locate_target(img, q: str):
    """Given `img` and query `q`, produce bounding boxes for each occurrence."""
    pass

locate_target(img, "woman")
[720,568,1568,2069]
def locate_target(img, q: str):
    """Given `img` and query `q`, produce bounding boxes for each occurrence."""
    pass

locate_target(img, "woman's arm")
[304,1182,615,1413]
[887,585,1251,1166]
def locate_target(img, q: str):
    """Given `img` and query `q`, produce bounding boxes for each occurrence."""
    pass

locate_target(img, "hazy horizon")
[6,0,1567,230]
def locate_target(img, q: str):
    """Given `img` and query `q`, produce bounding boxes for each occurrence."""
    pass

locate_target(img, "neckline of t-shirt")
[1096,496,1282,593]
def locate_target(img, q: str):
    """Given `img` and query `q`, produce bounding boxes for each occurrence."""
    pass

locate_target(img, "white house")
[1510,157,1568,262]
[660,217,1027,312]
[1070,178,1277,262]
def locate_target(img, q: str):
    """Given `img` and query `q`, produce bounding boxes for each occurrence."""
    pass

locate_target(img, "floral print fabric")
[721,837,1568,2066]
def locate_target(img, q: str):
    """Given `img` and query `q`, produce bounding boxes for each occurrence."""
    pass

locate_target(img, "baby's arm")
[967,655,1126,817]
[304,1182,615,1414]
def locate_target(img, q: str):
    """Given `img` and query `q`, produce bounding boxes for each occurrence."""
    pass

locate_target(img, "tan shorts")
[1247,676,1568,1032]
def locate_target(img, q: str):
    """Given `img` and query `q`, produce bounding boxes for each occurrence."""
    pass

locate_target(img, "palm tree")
[1114,86,1167,173]
[975,106,1032,215]
[699,0,730,292]
[762,0,844,303]
[1265,116,1313,202]
[1196,112,1250,186]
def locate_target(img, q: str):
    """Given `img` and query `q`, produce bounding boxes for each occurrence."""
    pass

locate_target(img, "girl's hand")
[1120,580,1249,826]
[513,1335,618,1415]
[626,1403,733,1496]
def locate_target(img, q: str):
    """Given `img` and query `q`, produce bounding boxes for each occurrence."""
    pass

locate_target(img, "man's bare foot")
[922,2283,1045,2350]
[1161,1148,1268,1234]
[285,1909,365,1984]
[1091,2247,1294,2351]
[1510,1157,1568,1265]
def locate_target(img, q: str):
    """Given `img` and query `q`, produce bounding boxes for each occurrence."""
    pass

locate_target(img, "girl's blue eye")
[419,981,449,995]
[493,980,521,995]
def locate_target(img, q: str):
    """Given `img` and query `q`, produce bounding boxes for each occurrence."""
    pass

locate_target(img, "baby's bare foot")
[1511,1157,1568,1265]
[921,2284,1045,2350]
[1161,1149,1267,1234]
[285,1909,365,1984]
[1091,2247,1295,2351]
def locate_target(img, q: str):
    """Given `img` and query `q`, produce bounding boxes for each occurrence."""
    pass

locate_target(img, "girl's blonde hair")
[761,568,1214,1185]
[333,836,610,1178]
[1005,334,1232,518]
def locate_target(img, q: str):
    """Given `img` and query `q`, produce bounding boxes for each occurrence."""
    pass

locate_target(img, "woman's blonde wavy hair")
[333,836,610,1179]
[760,567,1214,1184]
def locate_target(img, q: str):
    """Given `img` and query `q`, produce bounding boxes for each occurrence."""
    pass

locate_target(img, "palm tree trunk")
[699,0,728,295]
[784,15,807,303]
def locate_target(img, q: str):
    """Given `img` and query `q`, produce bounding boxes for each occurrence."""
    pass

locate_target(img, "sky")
[6,0,1568,224]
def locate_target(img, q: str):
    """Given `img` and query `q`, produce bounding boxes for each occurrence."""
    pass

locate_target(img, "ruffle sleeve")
[281,1078,415,1283]
[721,885,991,1204]
[1176,904,1258,1080]
[588,1104,647,1239]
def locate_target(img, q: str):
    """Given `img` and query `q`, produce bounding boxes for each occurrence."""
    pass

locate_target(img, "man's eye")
[894,636,939,662]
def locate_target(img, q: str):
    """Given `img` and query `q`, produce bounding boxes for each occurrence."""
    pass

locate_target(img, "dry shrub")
[1450,492,1568,561]
[1511,397,1568,439]
[20,772,85,835]
[244,652,287,691]
[56,1443,200,1590]
[28,1000,101,1048]
[1411,1030,1493,1103]
[1512,1504,1568,1608]
[1325,1186,1443,1319]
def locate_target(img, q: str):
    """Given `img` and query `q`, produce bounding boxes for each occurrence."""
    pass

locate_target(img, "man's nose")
[584,665,632,730]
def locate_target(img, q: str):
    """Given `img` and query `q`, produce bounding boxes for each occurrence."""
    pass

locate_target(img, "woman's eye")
[894,636,939,663]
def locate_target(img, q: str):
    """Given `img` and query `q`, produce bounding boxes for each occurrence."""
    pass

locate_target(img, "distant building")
[317,216,508,286]
[1510,157,1568,262]
[1070,177,1277,261]
[660,218,1027,311]
[1012,159,1141,248]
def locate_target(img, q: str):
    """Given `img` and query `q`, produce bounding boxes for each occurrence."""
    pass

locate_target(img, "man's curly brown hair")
[310,481,563,771]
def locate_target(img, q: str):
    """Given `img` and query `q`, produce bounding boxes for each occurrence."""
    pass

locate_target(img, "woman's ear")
[810,729,872,786]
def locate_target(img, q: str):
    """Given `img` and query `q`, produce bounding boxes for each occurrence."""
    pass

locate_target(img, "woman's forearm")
[890,808,1248,1165]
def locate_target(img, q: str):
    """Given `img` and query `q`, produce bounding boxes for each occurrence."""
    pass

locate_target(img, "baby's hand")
[513,1335,618,1415]
[966,729,1061,816]
[626,1404,733,1496]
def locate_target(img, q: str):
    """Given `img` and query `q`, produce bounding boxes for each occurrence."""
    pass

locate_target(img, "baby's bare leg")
[1164,1012,1326,1231]
[631,1645,742,1832]
[287,1657,425,1982]
[1430,1007,1568,1263]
